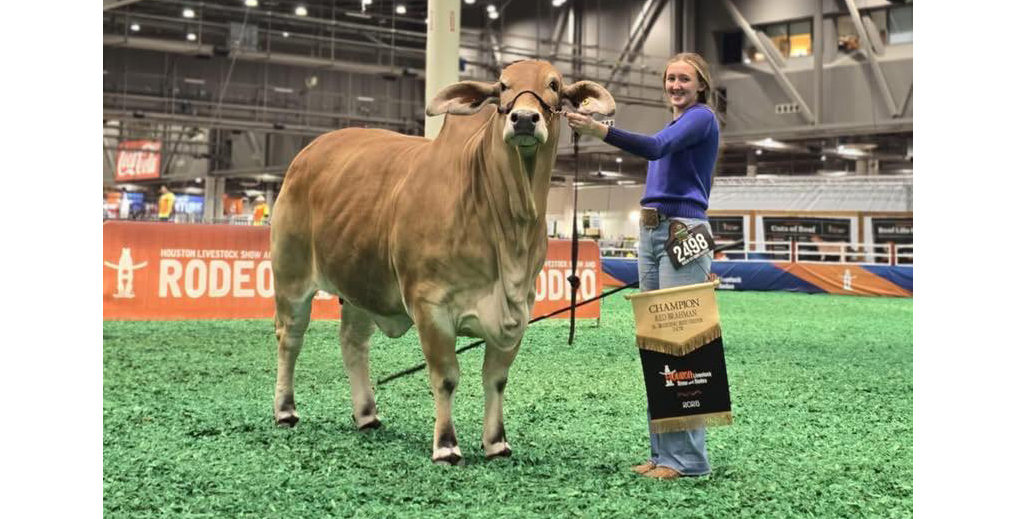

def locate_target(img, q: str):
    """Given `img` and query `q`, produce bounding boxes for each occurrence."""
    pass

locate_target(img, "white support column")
[424,0,461,140]
[813,0,823,121]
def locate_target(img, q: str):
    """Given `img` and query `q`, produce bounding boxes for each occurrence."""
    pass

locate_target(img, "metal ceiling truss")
[721,0,816,125]
[605,0,669,91]
[841,0,900,118]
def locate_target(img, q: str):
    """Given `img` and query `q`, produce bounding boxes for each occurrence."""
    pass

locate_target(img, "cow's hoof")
[354,415,382,431]
[432,446,464,466]
[275,412,299,428]
[484,442,512,459]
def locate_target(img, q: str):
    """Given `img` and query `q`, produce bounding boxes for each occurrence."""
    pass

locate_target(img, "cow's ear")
[562,80,616,116]
[426,81,500,116]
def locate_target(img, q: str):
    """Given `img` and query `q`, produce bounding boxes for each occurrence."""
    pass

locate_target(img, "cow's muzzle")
[503,108,548,147]
[511,110,539,136]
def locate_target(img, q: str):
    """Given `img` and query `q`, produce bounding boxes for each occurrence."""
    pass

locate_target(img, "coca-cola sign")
[115,140,162,181]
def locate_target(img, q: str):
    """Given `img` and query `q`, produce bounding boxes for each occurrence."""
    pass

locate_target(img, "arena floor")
[103,289,912,518]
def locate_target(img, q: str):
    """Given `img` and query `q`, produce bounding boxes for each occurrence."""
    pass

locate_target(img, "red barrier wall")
[103,221,601,321]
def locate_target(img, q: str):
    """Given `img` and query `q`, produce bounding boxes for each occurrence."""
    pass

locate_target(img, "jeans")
[637,216,712,476]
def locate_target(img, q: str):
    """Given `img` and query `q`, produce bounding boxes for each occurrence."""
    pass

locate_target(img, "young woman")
[566,52,720,479]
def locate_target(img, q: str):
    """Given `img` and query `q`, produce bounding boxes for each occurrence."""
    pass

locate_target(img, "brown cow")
[270,60,614,464]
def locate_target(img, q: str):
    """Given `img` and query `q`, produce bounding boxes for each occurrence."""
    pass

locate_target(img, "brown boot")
[644,466,682,480]
[631,461,657,474]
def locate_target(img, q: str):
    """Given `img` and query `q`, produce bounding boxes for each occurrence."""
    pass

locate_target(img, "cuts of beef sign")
[625,279,733,433]
[762,216,851,243]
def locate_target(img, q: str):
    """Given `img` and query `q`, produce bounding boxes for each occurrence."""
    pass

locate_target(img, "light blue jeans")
[637,216,712,476]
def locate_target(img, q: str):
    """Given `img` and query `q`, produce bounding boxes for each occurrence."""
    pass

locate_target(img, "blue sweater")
[604,104,719,220]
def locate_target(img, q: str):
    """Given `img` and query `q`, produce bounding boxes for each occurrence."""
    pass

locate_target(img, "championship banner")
[625,280,732,432]
[115,140,162,182]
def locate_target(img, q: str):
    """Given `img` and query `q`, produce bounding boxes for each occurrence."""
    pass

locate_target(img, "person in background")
[157,185,175,222]
[567,52,721,480]
[252,195,270,226]
[118,187,131,220]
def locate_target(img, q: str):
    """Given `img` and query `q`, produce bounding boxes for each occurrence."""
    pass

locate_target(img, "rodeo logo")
[105,248,148,299]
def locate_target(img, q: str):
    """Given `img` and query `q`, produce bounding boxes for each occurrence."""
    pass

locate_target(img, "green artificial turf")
[103,290,912,518]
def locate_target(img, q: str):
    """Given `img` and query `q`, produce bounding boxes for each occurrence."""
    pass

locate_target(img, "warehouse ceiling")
[105,1,912,186]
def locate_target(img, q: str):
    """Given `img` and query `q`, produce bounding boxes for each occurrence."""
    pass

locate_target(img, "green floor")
[103,290,912,518]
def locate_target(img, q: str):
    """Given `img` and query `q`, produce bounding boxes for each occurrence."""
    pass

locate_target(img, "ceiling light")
[130,23,140,32]
[465,0,476,5]
[615,157,622,164]
[488,10,499,19]
[396,4,406,14]
[820,155,826,161]
[487,4,496,12]
[187,32,197,41]
[294,5,307,16]
[182,8,195,18]
[755,149,763,155]
[362,0,373,6]
[244,0,259,7]
[552,0,566,6]
[282,31,290,37]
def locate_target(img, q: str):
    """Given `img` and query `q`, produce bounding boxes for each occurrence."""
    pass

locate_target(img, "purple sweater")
[604,104,719,220]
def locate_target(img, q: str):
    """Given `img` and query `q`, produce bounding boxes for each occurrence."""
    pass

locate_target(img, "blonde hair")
[661,52,716,113]
[662,52,722,185]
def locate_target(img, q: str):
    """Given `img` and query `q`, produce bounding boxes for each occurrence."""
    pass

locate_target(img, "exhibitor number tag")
[666,221,715,269]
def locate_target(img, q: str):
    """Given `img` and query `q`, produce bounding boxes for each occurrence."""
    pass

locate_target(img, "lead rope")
[567,130,581,345]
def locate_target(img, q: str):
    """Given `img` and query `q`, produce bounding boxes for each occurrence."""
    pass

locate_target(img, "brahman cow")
[270,60,615,464]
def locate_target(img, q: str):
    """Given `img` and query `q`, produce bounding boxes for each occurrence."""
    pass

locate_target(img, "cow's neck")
[477,120,539,227]
[460,113,556,311]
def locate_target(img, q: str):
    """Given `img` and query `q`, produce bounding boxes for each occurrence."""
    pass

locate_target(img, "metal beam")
[103,0,145,11]
[606,0,668,89]
[841,0,899,117]
[103,35,426,79]
[549,6,570,61]
[722,0,816,124]
[488,32,505,72]
[900,82,913,116]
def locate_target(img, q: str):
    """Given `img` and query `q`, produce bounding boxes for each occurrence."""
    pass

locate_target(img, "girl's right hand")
[565,112,609,139]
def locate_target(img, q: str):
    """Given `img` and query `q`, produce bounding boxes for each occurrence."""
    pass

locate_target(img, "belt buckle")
[640,207,660,228]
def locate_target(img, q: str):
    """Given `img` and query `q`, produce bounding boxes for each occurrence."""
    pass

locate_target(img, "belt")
[640,207,667,228]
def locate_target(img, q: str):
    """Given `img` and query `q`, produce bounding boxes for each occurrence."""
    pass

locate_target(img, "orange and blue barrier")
[601,258,912,297]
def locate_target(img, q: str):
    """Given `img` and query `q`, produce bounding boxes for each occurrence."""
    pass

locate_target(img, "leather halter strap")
[496,90,560,115]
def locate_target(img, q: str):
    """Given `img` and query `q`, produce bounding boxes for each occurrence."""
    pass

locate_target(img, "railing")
[103,214,256,225]
[599,240,914,266]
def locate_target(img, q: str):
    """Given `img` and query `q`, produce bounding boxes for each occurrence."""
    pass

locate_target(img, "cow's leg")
[481,342,520,459]
[415,308,462,465]
[339,304,381,430]
[273,293,313,427]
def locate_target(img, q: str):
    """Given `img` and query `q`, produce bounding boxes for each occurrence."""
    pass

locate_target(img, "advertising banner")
[708,216,744,243]
[115,140,162,182]
[872,218,913,244]
[762,216,851,242]
[625,280,733,432]
[532,239,602,320]
[103,223,601,321]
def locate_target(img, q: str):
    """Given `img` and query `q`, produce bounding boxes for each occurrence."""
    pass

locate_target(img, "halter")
[496,89,562,116]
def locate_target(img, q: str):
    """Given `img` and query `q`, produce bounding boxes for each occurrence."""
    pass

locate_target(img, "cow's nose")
[510,109,540,135]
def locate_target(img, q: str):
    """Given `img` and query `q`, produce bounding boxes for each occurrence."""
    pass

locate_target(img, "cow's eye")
[549,81,559,92]
[500,83,509,92]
